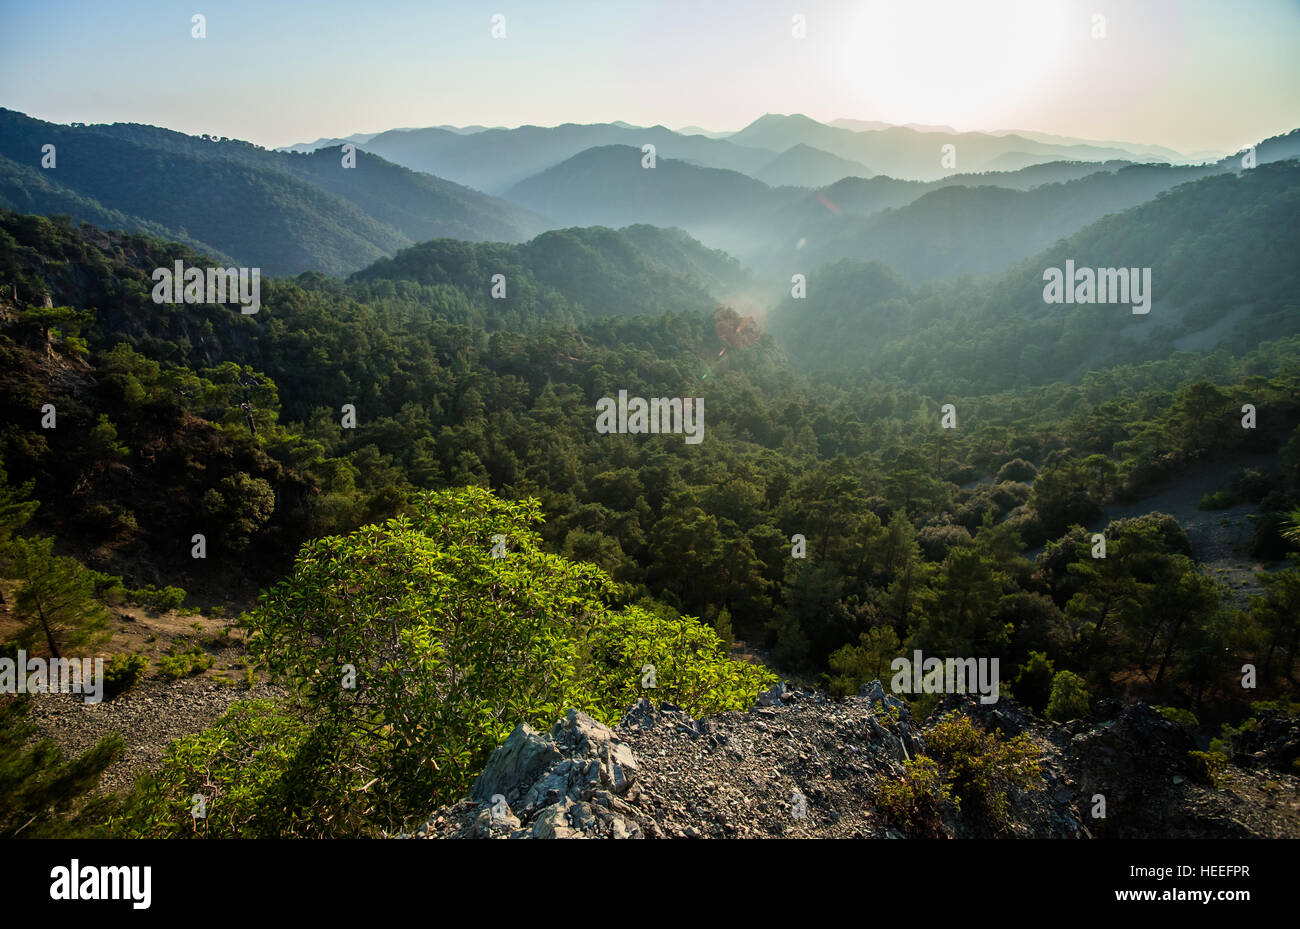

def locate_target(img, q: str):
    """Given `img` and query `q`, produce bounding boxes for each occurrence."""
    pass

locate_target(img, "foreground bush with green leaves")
[924,713,1044,829]
[113,487,774,837]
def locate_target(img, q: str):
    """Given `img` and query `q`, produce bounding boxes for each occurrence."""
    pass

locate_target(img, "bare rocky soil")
[415,684,1300,840]
[1102,452,1282,606]
[26,677,285,794]
[2,589,281,795]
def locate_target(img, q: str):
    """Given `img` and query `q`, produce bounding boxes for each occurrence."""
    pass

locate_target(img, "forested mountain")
[757,162,1224,281]
[0,110,544,276]
[771,160,1300,393]
[753,144,873,187]
[506,148,1222,282]
[504,145,792,230]
[349,224,752,327]
[4,109,1280,290]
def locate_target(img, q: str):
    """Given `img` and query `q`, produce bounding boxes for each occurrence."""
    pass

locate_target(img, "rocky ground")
[412,683,1300,840]
[26,677,285,794]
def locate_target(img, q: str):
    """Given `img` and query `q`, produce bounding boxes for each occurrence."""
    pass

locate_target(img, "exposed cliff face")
[411,684,1300,839]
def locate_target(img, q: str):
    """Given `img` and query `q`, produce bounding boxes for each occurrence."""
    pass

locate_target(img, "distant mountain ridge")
[0,109,544,276]
[290,114,1189,188]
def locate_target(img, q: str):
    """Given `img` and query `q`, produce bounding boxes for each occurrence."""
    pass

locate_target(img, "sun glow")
[842,0,1068,128]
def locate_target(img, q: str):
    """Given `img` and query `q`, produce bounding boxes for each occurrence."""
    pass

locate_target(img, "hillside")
[771,161,1300,390]
[503,145,784,230]
[0,109,543,276]
[754,144,873,187]
[350,223,753,325]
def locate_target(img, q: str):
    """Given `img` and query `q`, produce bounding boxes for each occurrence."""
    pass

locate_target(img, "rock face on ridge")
[410,683,1300,840]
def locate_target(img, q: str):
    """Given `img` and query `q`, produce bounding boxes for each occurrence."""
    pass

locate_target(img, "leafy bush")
[925,713,1043,828]
[158,645,213,679]
[1154,705,1199,729]
[129,487,780,837]
[128,584,187,613]
[1231,468,1275,504]
[1013,651,1055,714]
[112,700,366,838]
[827,625,900,698]
[1046,670,1090,722]
[1188,750,1231,789]
[1198,490,1235,510]
[103,652,149,697]
[873,756,955,836]
[586,604,776,717]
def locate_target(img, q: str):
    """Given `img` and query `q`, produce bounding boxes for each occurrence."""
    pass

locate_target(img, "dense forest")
[1,149,1298,835]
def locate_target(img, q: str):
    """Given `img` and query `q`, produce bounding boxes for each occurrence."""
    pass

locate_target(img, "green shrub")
[1188,750,1231,789]
[873,756,955,836]
[103,653,149,697]
[1154,705,1199,729]
[1046,670,1090,722]
[214,487,778,836]
[128,585,187,613]
[1198,490,1235,511]
[1013,651,1055,713]
[925,713,1043,828]
[158,645,213,680]
[111,700,365,838]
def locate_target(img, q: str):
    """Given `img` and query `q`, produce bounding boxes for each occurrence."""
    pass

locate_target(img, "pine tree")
[9,537,112,658]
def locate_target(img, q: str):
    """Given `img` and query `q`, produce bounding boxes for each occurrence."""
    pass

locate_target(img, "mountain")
[675,125,735,139]
[502,141,1223,284]
[278,114,1206,196]
[989,129,1189,163]
[770,160,1300,392]
[0,109,544,276]
[728,114,1183,181]
[754,144,873,187]
[282,131,386,151]
[354,123,780,195]
[1217,127,1300,168]
[761,162,1226,281]
[281,126,505,151]
[503,145,787,231]
[829,118,902,132]
[0,152,235,262]
[350,222,752,326]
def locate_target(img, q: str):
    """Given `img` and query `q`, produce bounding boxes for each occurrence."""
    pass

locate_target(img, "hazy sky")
[2,0,1297,155]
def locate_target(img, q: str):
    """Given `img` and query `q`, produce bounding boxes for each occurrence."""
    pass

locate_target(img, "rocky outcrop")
[410,683,1300,840]
[456,709,643,839]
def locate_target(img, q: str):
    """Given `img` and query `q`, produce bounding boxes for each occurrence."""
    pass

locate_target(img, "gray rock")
[757,683,787,707]
[470,722,563,806]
